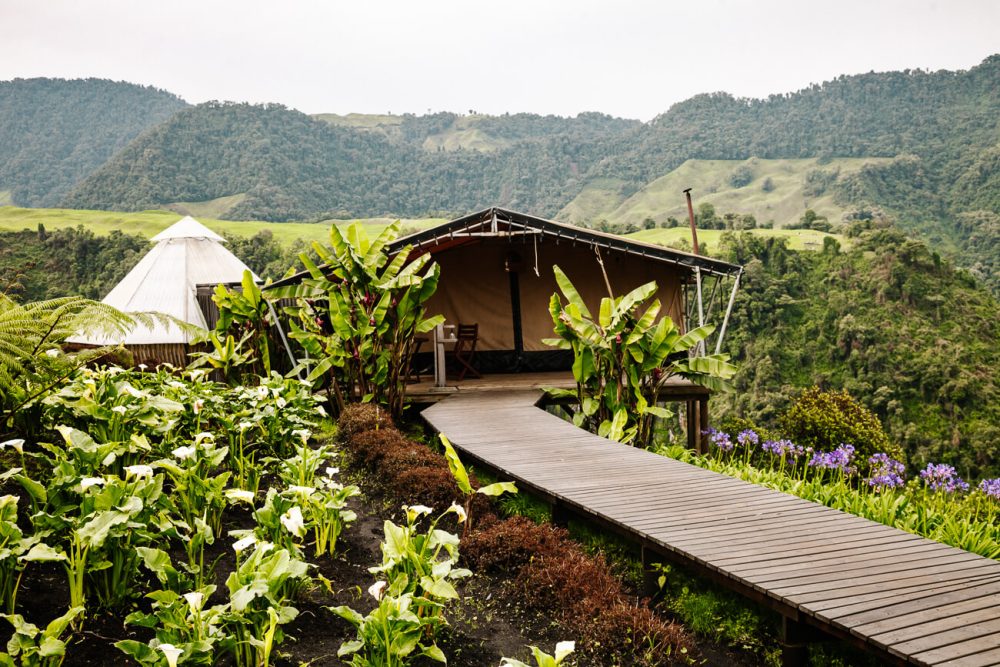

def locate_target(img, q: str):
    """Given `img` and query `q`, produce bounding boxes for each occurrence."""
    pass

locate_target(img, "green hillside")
[627,226,849,253]
[0,206,444,246]
[560,157,891,228]
[0,78,187,206]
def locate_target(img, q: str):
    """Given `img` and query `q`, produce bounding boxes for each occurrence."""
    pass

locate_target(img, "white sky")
[1,0,997,121]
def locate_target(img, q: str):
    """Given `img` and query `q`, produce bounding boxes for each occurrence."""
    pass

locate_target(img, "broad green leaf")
[420,576,458,599]
[422,643,447,663]
[439,435,472,496]
[20,543,66,563]
[553,265,591,318]
[477,481,518,497]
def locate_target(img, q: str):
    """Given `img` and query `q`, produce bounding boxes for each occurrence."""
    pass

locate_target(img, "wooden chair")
[447,323,481,381]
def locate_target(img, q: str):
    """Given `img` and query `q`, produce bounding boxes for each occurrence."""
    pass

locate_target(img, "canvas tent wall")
[68,216,257,367]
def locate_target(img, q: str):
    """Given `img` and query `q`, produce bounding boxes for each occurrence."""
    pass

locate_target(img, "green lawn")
[0,207,446,247]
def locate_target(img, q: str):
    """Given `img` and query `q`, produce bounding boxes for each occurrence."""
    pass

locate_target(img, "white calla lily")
[447,502,468,523]
[80,477,105,490]
[325,466,340,477]
[172,445,196,461]
[124,465,154,479]
[158,643,183,667]
[554,641,576,661]
[405,504,433,523]
[225,489,256,504]
[111,405,128,415]
[288,485,316,497]
[232,534,257,553]
[0,439,24,454]
[368,580,388,601]
[280,506,307,537]
[183,591,204,612]
[291,429,311,443]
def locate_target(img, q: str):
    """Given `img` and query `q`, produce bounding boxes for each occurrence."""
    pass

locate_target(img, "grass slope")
[0,207,445,246]
[560,157,892,227]
[168,193,248,219]
[628,227,850,254]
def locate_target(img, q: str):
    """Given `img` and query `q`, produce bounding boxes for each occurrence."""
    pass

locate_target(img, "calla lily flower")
[172,445,196,461]
[292,429,311,443]
[555,641,576,661]
[183,591,204,612]
[111,405,128,414]
[225,489,256,504]
[0,439,24,454]
[280,506,307,537]
[158,643,183,667]
[232,534,257,553]
[447,502,468,523]
[405,505,434,523]
[368,580,387,601]
[288,485,316,497]
[80,477,106,490]
[124,465,154,479]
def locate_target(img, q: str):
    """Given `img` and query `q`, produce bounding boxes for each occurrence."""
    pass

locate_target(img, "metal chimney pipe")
[683,188,700,255]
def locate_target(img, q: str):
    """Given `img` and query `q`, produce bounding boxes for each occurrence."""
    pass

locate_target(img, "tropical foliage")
[544,265,736,445]
[274,221,442,418]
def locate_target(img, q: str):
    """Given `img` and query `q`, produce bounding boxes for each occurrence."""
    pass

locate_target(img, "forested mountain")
[0,78,187,206]
[717,228,1000,478]
[62,102,633,221]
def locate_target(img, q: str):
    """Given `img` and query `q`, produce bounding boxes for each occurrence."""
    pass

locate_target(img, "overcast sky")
[1,0,997,120]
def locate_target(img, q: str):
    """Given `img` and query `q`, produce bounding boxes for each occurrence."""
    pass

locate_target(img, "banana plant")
[271,221,443,418]
[210,270,273,380]
[544,265,736,446]
[187,332,254,386]
[440,434,517,537]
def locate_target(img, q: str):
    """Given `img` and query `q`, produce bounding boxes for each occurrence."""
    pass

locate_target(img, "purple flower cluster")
[978,478,1000,500]
[866,453,906,490]
[761,439,805,460]
[712,430,734,452]
[919,463,970,493]
[808,444,857,475]
[737,429,759,448]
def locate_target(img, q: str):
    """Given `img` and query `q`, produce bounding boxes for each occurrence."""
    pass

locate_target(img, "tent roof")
[389,207,742,277]
[151,216,227,243]
[70,218,255,346]
[268,207,741,291]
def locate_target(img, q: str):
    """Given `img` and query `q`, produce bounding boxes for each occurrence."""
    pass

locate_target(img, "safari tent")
[388,208,742,378]
[68,216,256,367]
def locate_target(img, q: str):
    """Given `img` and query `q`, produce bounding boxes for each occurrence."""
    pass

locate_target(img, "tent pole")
[694,267,705,355]
[434,323,447,388]
[267,301,302,380]
[714,270,742,355]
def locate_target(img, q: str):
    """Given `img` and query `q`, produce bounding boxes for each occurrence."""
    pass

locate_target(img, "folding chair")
[448,323,481,381]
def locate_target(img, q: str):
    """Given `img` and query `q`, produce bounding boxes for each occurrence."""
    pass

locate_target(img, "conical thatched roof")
[71,217,256,345]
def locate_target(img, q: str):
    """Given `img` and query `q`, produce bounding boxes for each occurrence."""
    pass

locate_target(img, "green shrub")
[779,387,904,465]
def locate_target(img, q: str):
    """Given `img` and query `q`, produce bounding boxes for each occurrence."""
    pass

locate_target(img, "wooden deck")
[422,390,1000,666]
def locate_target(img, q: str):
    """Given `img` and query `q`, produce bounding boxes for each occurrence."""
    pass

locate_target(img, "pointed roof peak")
[151,216,227,243]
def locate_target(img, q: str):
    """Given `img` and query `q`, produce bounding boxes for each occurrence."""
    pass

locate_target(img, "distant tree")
[663,216,680,229]
[642,217,657,230]
[761,177,775,193]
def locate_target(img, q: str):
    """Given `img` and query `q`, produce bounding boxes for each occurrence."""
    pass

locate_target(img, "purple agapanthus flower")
[809,444,856,475]
[762,439,801,460]
[866,453,906,490]
[978,478,1000,500]
[710,430,734,452]
[737,429,759,448]
[920,463,970,493]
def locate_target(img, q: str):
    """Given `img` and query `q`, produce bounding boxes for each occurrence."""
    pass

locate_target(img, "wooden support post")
[641,545,660,600]
[686,400,696,450]
[698,396,710,455]
[551,501,571,528]
[780,616,827,667]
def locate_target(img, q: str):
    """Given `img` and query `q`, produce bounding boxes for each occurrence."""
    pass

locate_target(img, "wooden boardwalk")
[422,390,1000,666]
